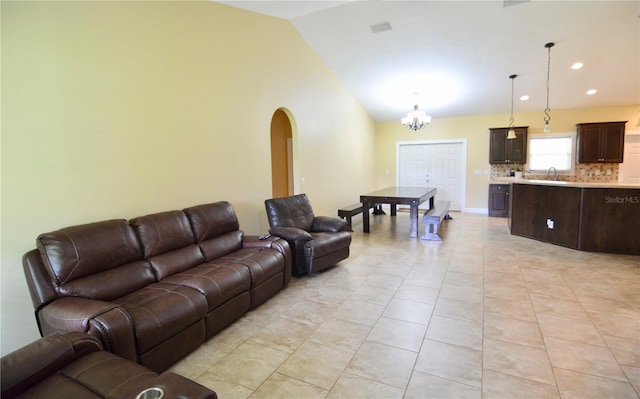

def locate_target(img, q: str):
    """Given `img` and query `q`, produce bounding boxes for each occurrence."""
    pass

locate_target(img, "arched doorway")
[270,108,294,198]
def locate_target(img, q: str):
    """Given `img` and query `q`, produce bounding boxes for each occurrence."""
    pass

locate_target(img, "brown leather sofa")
[265,194,352,276]
[1,332,217,399]
[22,201,291,372]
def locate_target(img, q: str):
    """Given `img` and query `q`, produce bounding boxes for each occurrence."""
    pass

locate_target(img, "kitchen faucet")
[547,167,558,181]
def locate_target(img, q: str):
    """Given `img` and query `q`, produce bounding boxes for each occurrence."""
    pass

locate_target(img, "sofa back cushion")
[36,220,155,300]
[183,202,243,261]
[130,210,205,280]
[264,194,314,231]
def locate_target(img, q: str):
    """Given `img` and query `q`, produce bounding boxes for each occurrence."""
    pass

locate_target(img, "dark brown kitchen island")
[510,180,640,255]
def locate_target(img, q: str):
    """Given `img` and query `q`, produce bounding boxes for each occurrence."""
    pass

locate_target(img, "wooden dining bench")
[338,202,375,228]
[421,200,452,241]
[338,203,363,227]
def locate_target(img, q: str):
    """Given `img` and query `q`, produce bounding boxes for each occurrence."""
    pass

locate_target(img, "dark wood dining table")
[360,186,437,238]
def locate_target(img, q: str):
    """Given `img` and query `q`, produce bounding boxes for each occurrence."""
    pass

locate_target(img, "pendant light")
[507,74,518,139]
[543,42,555,133]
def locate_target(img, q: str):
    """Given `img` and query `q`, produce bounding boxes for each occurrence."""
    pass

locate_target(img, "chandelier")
[401,104,431,131]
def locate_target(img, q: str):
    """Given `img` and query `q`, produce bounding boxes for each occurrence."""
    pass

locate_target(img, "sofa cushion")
[114,283,208,353]
[57,262,156,300]
[196,231,245,261]
[184,202,240,241]
[62,351,159,397]
[161,263,251,311]
[130,211,205,280]
[184,202,243,260]
[36,220,155,300]
[12,374,102,398]
[209,248,284,288]
[19,351,158,398]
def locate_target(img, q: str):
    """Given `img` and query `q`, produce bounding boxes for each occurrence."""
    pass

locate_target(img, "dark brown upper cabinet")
[489,127,528,165]
[576,121,626,163]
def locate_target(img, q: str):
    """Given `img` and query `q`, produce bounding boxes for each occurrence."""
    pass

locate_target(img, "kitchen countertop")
[490,177,640,189]
[511,179,640,189]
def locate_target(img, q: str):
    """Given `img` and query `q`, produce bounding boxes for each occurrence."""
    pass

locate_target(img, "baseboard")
[464,207,489,214]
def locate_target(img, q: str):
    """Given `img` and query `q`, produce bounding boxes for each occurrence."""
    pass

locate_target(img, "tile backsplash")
[490,163,619,182]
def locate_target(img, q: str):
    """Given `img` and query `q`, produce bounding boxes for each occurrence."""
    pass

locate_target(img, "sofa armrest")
[38,297,137,362]
[311,216,351,233]
[148,372,218,399]
[22,249,58,313]
[1,332,102,398]
[243,235,278,249]
[243,236,292,287]
[268,226,313,242]
[243,235,290,253]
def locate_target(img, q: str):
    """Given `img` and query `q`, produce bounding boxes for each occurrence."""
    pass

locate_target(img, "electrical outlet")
[547,219,554,229]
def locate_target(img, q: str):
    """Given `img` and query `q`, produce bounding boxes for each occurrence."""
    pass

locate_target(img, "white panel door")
[398,144,431,186]
[619,134,640,184]
[430,143,462,210]
[398,142,464,211]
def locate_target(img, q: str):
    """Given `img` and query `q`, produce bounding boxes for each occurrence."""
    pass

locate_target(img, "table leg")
[390,204,397,216]
[409,204,418,238]
[363,200,370,233]
[372,205,386,215]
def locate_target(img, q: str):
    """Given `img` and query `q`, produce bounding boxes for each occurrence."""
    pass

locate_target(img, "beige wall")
[375,106,639,210]
[1,1,376,354]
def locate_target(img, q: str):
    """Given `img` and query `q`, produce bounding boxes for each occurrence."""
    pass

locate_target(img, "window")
[528,133,576,174]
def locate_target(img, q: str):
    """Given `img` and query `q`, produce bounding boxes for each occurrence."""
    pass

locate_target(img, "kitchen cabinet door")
[488,184,509,217]
[489,127,527,164]
[576,122,626,163]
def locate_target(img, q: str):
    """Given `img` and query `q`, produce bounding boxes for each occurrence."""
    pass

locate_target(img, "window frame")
[527,132,577,176]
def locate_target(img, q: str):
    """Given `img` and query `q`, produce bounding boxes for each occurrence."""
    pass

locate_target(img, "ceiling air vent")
[503,0,530,6]
[370,22,392,34]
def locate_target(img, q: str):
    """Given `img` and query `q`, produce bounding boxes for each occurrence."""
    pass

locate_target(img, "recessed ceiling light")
[520,95,529,101]
[571,62,584,70]
[586,89,597,95]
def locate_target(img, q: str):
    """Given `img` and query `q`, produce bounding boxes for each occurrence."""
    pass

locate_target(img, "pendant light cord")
[543,43,554,124]
[509,75,516,128]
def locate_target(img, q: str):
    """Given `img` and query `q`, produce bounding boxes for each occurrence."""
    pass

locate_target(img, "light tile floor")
[170,211,640,398]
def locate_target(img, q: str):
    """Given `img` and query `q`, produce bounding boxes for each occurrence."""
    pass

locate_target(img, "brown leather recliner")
[264,194,352,276]
[0,332,217,399]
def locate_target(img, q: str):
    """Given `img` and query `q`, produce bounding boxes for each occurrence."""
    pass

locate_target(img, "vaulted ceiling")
[218,1,639,123]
